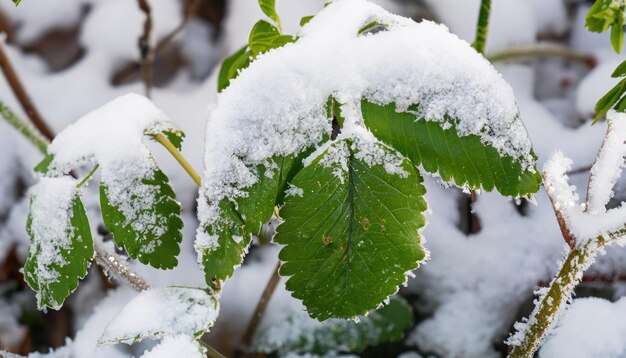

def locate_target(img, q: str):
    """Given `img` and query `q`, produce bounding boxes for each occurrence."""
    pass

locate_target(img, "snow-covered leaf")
[258,0,281,27]
[217,45,252,93]
[362,100,541,197]
[253,297,413,355]
[197,155,302,289]
[275,139,427,319]
[198,0,538,301]
[24,177,94,310]
[249,20,295,57]
[35,94,184,270]
[99,287,219,345]
[100,166,182,270]
[140,335,207,358]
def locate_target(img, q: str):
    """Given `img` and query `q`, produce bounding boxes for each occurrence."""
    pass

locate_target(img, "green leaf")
[275,140,427,320]
[24,179,94,310]
[612,59,626,77]
[34,154,54,174]
[249,20,295,57]
[217,45,252,93]
[586,0,618,33]
[361,100,541,197]
[100,166,183,269]
[12,0,21,5]
[358,21,386,35]
[300,15,314,27]
[162,129,185,151]
[199,156,303,278]
[199,155,301,289]
[594,79,626,123]
[586,0,626,54]
[99,287,219,345]
[258,0,281,28]
[612,12,625,53]
[253,297,413,355]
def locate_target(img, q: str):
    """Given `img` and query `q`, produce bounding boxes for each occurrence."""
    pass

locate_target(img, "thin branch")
[155,0,202,54]
[0,39,55,141]
[153,133,202,186]
[76,164,99,188]
[472,0,491,54]
[137,0,154,98]
[508,237,607,357]
[236,261,281,355]
[543,167,576,248]
[487,43,595,66]
[94,239,150,292]
[0,99,48,154]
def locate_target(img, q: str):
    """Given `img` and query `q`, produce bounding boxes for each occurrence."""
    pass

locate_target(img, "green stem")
[0,100,48,154]
[76,164,100,188]
[508,237,607,358]
[472,0,491,54]
[153,133,202,186]
[487,44,593,64]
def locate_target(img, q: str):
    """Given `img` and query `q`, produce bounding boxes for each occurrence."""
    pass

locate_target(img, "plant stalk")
[236,261,281,355]
[0,40,55,141]
[94,239,151,292]
[472,0,491,54]
[0,100,48,154]
[136,0,154,98]
[487,43,594,65]
[153,133,202,186]
[508,237,605,357]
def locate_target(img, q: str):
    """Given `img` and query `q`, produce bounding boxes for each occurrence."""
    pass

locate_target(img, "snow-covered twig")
[508,111,626,357]
[508,237,607,357]
[586,112,626,214]
[94,239,150,292]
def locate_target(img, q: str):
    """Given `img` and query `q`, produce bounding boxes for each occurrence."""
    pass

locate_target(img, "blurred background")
[0,0,624,357]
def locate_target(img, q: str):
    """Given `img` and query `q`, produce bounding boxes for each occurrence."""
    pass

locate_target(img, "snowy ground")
[1,0,626,357]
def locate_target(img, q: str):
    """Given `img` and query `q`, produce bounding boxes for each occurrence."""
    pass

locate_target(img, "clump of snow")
[542,147,626,242]
[540,297,626,358]
[587,111,626,214]
[99,286,219,345]
[25,177,81,309]
[198,0,531,248]
[284,184,304,198]
[45,93,177,176]
[140,335,206,358]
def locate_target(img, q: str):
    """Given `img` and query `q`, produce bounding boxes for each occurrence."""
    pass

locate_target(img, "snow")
[25,176,81,309]
[140,335,206,358]
[2,0,626,357]
[41,94,182,255]
[99,286,219,345]
[542,144,626,243]
[198,0,532,251]
[588,111,626,214]
[540,297,626,358]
